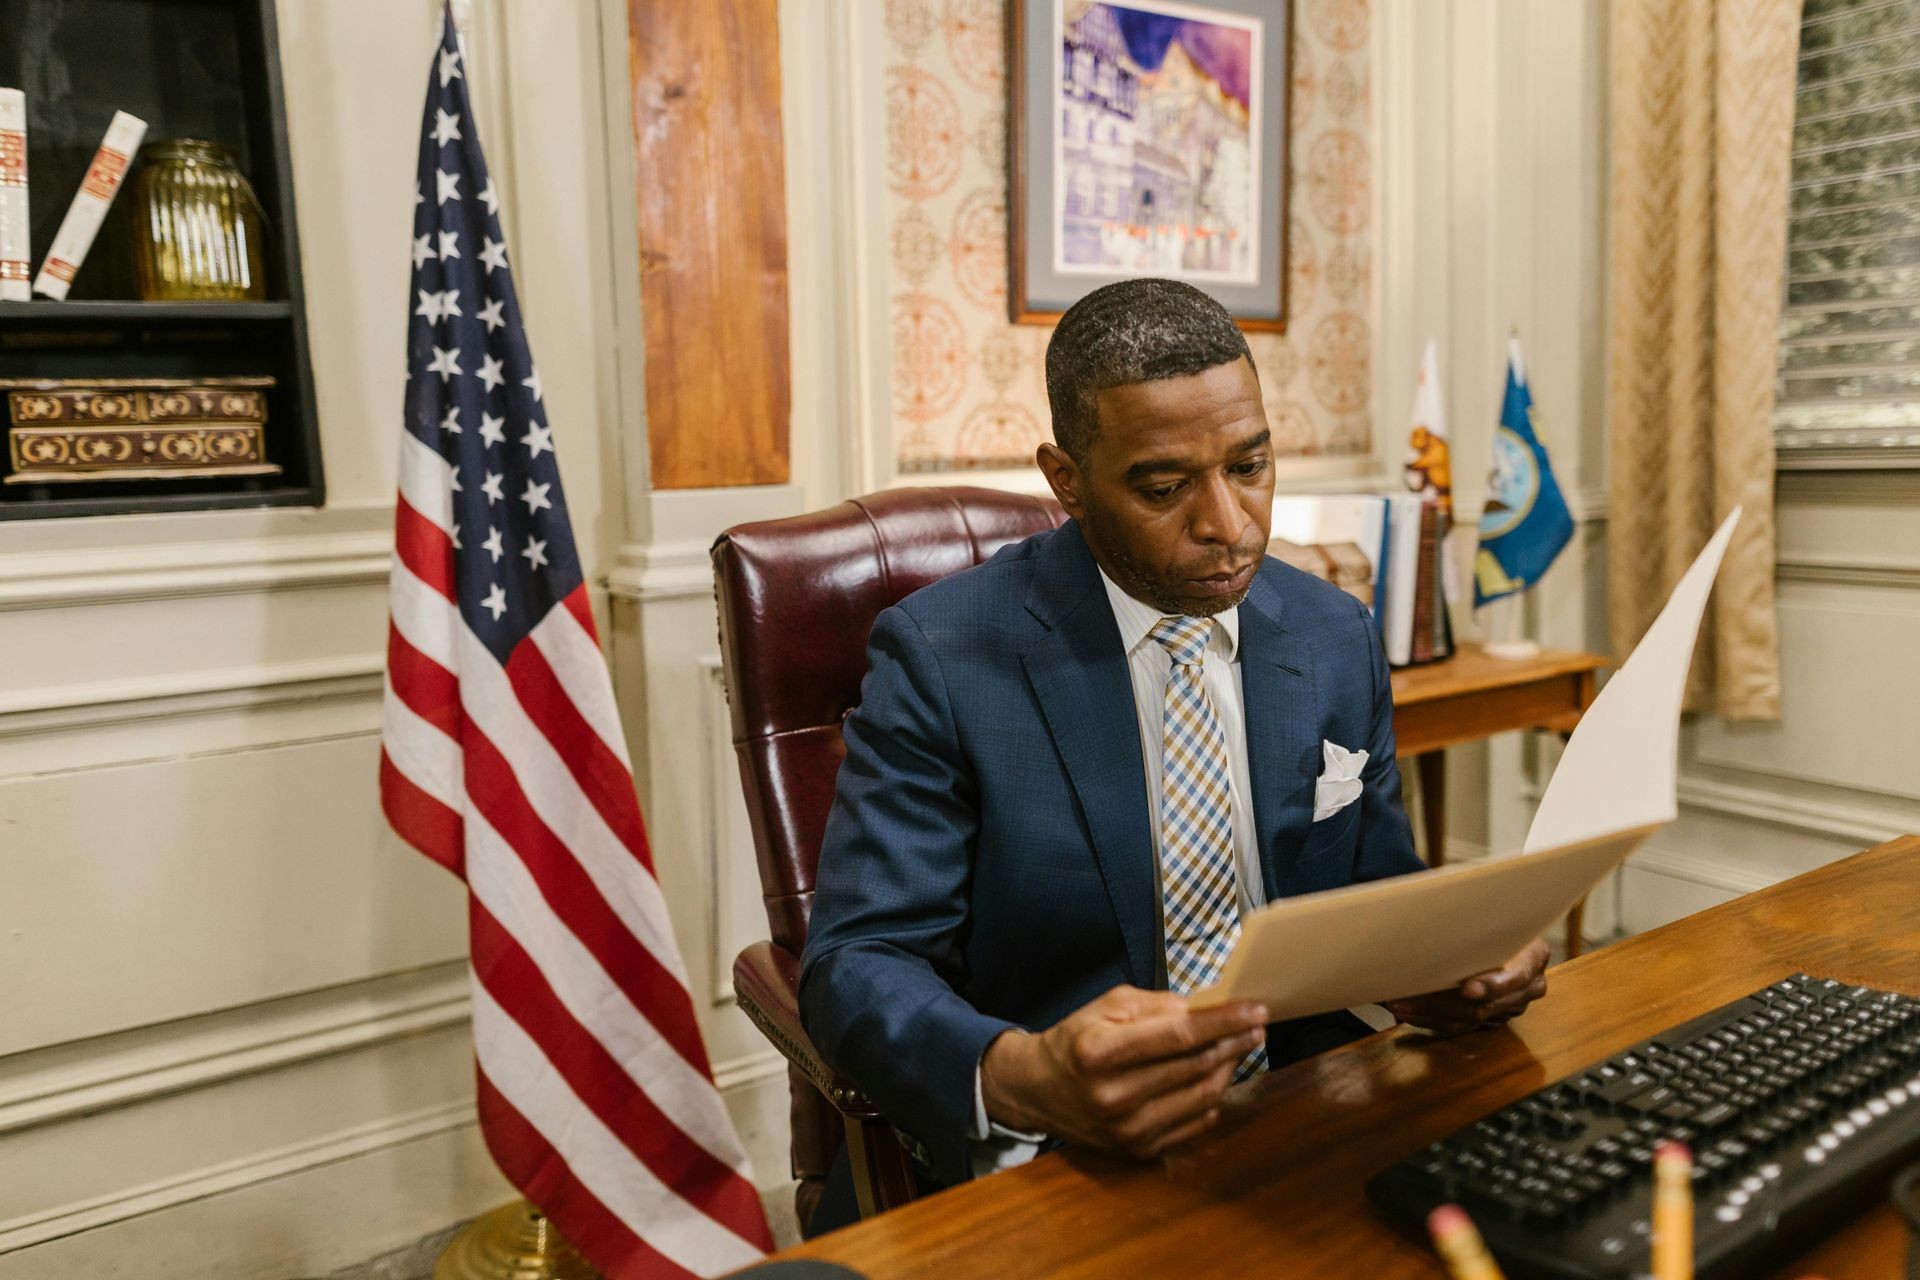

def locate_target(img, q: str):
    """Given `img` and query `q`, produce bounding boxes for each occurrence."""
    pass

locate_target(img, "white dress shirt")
[968,568,1268,1174]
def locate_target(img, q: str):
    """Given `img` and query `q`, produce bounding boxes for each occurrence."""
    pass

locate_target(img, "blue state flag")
[1474,338,1573,606]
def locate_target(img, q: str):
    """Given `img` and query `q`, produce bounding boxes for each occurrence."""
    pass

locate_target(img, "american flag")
[379,13,773,1276]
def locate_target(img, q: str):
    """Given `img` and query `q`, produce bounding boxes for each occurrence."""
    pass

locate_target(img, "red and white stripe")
[381,436,772,1277]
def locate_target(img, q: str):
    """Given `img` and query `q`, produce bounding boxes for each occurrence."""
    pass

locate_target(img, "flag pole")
[434,1201,600,1280]
[418,6,600,1274]
[1483,590,1540,660]
[1480,325,1545,660]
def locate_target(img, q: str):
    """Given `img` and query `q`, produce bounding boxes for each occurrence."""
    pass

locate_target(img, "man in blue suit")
[800,280,1549,1229]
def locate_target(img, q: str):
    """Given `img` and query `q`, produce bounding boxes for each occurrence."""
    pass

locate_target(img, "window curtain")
[1606,0,1801,721]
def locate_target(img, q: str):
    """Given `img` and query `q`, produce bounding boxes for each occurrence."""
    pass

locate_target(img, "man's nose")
[1189,474,1245,546]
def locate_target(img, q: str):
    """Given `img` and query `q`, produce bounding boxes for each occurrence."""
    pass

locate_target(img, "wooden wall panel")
[629,0,791,490]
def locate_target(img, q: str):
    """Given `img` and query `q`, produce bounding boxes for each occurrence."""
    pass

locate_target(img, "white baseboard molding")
[0,528,391,614]
[0,983,792,1261]
[1675,776,1914,847]
[0,655,384,727]
[713,1049,788,1094]
[0,964,470,1138]
[1775,554,1920,591]
[1625,845,1783,898]
[1442,837,1493,864]
[0,1101,475,1255]
[606,538,716,603]
[0,1113,510,1280]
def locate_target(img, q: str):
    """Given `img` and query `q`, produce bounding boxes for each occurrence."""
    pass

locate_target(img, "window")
[1775,0,1920,463]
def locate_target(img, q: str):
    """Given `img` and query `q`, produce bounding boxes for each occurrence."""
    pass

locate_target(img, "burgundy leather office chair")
[710,486,1066,1230]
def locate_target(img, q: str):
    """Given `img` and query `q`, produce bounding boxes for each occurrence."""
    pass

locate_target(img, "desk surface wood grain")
[765,836,1920,1278]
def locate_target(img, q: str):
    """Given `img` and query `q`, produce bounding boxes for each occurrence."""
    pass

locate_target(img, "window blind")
[1775,0,1920,459]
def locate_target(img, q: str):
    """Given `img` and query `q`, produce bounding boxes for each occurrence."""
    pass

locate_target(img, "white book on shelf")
[1380,491,1424,666]
[0,89,28,301]
[33,109,145,300]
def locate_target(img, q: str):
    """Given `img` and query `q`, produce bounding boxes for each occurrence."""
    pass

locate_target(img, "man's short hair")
[1044,278,1253,463]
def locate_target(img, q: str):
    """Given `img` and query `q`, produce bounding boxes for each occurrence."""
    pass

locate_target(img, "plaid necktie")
[1150,615,1266,1081]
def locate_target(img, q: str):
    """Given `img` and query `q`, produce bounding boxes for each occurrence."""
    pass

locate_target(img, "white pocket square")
[1313,739,1367,822]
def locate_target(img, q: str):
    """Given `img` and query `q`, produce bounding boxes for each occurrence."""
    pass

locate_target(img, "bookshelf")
[0,0,322,520]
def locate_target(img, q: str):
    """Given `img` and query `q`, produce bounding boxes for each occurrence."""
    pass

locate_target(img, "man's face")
[1039,357,1274,616]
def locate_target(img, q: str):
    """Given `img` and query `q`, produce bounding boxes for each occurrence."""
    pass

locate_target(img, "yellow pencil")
[1427,1203,1507,1280]
[1653,1141,1694,1280]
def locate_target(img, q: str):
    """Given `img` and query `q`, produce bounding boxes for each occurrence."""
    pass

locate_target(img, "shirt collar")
[1096,565,1241,661]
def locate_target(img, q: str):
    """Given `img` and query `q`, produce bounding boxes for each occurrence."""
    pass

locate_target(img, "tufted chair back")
[710,486,1066,1221]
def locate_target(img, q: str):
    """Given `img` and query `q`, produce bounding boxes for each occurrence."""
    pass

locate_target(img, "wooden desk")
[1390,644,1606,953]
[1390,644,1605,758]
[761,837,1920,1279]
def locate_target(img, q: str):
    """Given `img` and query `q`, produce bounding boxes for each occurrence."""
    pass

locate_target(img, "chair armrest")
[732,940,879,1117]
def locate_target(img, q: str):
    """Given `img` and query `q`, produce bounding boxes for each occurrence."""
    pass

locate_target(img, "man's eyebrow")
[1123,455,1189,484]
[1120,429,1274,485]
[1113,433,1274,487]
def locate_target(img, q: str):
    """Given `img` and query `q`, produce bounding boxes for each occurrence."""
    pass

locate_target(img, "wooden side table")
[1389,644,1607,954]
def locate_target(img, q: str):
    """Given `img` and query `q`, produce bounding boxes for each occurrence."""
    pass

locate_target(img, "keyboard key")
[1590,1071,1659,1108]
[1538,1110,1585,1139]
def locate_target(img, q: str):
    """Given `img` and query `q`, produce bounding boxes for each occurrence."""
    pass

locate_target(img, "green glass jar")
[127,139,270,301]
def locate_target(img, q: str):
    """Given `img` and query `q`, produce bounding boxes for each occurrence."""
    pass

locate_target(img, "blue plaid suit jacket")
[798,518,1423,1186]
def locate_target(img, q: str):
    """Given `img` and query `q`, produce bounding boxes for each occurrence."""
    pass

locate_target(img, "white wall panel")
[1622,472,1920,931]
[1376,0,1611,910]
[0,988,474,1252]
[0,735,467,1055]
[1692,590,1920,801]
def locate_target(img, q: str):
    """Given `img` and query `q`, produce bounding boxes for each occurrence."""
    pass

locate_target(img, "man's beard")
[1083,501,1259,618]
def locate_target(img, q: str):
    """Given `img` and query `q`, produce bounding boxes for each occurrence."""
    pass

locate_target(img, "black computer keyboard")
[1367,973,1920,1279]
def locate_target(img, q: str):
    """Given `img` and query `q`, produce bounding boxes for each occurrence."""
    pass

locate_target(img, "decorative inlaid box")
[2,376,281,483]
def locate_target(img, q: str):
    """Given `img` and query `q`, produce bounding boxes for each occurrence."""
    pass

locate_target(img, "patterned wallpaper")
[882,0,1375,475]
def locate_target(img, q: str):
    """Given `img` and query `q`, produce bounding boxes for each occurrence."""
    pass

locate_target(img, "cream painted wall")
[1620,469,1920,929]
[1376,0,1611,909]
[1381,0,1920,945]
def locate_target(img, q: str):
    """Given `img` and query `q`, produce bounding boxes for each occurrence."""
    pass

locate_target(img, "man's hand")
[1385,938,1551,1037]
[979,986,1268,1159]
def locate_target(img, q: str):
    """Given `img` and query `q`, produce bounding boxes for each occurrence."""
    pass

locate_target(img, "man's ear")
[1035,442,1087,521]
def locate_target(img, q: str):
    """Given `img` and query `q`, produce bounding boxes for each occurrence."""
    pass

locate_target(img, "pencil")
[1653,1141,1694,1280]
[1427,1203,1506,1280]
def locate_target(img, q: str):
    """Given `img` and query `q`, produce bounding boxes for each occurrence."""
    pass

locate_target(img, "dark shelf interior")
[0,0,324,520]
[1,0,262,303]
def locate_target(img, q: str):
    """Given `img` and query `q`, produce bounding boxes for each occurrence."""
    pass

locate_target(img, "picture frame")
[1008,0,1292,330]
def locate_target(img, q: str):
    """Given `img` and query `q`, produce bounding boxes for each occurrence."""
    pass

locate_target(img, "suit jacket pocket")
[1281,797,1363,895]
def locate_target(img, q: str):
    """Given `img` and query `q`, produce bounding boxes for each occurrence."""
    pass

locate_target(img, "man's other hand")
[1384,937,1551,1037]
[979,986,1268,1160]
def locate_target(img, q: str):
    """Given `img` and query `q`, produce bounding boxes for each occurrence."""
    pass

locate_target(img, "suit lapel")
[1020,522,1158,989]
[1237,572,1319,901]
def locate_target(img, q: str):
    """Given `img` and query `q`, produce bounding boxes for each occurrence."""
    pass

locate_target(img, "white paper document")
[1192,510,1743,1018]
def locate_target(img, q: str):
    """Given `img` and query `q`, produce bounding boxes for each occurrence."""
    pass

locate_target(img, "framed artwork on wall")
[1009,0,1292,330]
